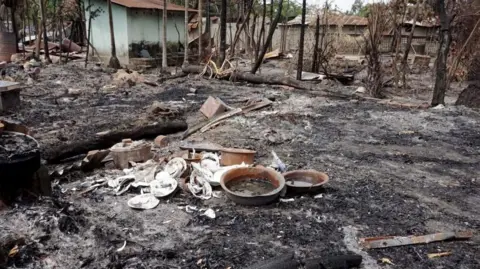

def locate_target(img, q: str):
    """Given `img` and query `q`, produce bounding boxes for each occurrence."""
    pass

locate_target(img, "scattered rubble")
[0,62,478,269]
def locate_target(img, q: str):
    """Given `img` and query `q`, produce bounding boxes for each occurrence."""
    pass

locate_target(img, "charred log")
[43,119,187,163]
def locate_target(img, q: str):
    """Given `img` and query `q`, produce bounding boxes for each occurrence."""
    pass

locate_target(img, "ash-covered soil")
[0,64,479,269]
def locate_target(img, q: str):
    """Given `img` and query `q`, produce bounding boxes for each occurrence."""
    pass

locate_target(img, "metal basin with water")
[283,170,329,194]
[220,167,285,206]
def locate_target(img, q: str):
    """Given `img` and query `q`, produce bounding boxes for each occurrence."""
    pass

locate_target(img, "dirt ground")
[0,63,479,269]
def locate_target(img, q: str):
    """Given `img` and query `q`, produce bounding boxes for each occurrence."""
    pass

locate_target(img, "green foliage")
[357,4,370,17]
[277,0,302,20]
[347,0,371,17]
[349,0,364,15]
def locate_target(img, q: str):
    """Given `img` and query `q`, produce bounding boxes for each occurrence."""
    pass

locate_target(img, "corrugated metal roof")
[111,0,196,12]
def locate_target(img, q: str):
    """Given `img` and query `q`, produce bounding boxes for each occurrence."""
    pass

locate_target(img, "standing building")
[86,0,195,66]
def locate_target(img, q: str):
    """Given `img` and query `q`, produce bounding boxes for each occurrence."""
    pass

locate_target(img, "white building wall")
[86,0,130,64]
[127,9,186,47]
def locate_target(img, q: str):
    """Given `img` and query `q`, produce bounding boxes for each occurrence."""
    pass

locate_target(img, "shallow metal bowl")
[283,170,329,194]
[220,167,285,206]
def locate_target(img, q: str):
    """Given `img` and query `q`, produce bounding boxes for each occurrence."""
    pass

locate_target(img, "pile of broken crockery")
[54,136,324,212]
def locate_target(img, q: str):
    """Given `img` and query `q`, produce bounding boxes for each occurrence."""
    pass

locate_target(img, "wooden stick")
[182,108,242,139]
[200,108,242,132]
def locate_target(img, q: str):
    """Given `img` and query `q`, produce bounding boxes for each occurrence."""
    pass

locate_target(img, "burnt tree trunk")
[456,53,480,108]
[162,0,168,68]
[431,0,452,106]
[206,0,212,53]
[250,14,257,63]
[365,4,387,98]
[269,0,274,51]
[312,14,320,73]
[255,0,267,62]
[34,17,41,59]
[107,0,121,69]
[296,0,307,80]
[198,0,203,62]
[229,0,254,58]
[184,0,189,64]
[219,0,227,63]
[401,0,422,88]
[39,0,51,63]
[85,10,92,68]
[250,0,283,74]
[11,2,18,53]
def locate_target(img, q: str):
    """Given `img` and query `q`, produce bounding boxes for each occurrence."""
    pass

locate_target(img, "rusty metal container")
[283,170,329,194]
[220,148,256,166]
[220,167,285,206]
[0,32,17,62]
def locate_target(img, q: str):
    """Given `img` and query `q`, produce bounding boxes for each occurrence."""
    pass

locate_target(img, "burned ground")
[0,64,479,269]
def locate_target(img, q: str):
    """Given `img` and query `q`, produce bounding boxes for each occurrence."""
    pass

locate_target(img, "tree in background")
[296,0,306,80]
[277,0,302,21]
[364,3,391,98]
[401,0,424,88]
[348,0,370,17]
[431,0,455,106]
[251,0,284,74]
[349,0,364,15]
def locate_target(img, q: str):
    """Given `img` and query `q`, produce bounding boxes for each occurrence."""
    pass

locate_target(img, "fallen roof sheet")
[112,0,196,12]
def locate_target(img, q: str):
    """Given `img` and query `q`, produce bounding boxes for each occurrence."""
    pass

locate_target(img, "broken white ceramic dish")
[164,157,187,178]
[150,171,178,198]
[200,153,220,172]
[201,208,216,219]
[108,175,135,188]
[188,163,213,199]
[127,194,160,210]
